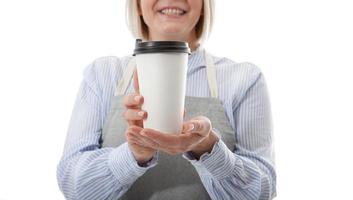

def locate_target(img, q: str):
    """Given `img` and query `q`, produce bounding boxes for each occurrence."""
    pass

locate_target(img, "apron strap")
[114,58,136,96]
[115,50,218,98]
[204,51,218,98]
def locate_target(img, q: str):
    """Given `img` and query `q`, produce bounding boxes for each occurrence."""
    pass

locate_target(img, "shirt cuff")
[108,142,158,186]
[183,139,239,180]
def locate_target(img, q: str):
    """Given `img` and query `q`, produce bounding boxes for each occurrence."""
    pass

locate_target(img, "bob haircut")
[125,0,215,46]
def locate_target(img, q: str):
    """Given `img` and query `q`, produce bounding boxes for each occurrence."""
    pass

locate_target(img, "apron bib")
[101,51,236,200]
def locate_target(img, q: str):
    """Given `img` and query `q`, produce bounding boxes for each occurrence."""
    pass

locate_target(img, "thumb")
[182,120,201,134]
[183,117,211,136]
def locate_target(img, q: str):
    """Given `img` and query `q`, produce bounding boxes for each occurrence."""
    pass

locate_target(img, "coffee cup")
[133,39,191,134]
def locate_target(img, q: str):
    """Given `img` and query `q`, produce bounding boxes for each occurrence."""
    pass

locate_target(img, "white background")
[1,0,352,199]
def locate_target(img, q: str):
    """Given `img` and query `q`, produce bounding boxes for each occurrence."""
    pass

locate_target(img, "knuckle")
[125,94,137,106]
[124,109,140,120]
[134,110,140,117]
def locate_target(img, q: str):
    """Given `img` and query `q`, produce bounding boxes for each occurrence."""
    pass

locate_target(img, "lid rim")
[133,40,191,56]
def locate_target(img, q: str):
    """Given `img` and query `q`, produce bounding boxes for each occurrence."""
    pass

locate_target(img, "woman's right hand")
[123,69,156,165]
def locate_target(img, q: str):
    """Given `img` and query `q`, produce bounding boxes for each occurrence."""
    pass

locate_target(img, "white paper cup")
[133,40,191,134]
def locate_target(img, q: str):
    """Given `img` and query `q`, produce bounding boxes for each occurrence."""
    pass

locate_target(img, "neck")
[148,30,199,52]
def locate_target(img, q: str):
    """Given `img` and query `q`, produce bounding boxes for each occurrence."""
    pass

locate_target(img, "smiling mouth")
[158,8,187,16]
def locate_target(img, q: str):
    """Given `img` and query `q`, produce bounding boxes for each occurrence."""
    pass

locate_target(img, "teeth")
[161,8,185,15]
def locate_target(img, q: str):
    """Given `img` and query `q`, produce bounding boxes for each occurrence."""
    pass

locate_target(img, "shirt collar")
[188,45,206,71]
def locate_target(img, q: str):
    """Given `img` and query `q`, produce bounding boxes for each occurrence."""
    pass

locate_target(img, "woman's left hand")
[130,116,219,159]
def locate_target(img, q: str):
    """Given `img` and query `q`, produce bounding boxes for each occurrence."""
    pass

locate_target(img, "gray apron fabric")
[101,51,236,200]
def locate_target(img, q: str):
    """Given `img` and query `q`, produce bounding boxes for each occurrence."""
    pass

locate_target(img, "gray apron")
[101,51,236,200]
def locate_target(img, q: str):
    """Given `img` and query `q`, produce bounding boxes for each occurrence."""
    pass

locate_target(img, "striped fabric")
[57,47,276,200]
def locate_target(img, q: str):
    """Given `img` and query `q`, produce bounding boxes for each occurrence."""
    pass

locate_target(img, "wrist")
[190,130,219,159]
[128,146,156,167]
[135,152,157,167]
[137,157,153,167]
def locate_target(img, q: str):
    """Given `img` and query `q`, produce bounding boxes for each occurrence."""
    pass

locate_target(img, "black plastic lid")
[133,39,191,56]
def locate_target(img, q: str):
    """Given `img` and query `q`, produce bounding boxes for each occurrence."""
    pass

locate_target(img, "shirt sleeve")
[183,71,277,200]
[56,61,157,200]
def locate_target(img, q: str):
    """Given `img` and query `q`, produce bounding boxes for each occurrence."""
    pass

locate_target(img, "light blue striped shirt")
[57,47,276,200]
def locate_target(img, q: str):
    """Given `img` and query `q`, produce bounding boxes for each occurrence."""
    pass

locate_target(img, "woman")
[57,0,277,199]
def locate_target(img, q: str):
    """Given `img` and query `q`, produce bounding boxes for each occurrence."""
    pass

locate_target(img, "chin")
[159,27,186,38]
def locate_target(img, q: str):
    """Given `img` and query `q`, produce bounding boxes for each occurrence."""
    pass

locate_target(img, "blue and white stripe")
[57,47,276,199]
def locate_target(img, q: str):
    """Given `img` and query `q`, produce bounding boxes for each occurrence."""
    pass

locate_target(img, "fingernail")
[187,124,195,132]
[138,111,145,117]
[134,95,141,102]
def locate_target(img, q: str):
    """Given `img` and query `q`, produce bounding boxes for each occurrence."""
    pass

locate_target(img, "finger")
[127,136,151,150]
[126,126,157,148]
[126,132,140,144]
[182,120,200,134]
[127,125,143,133]
[126,132,143,144]
[143,131,201,153]
[123,94,144,108]
[126,119,142,127]
[125,125,143,141]
[182,118,211,137]
[133,68,140,94]
[132,131,160,149]
[141,128,181,146]
[179,132,205,148]
[126,116,144,128]
[133,136,184,154]
[123,109,147,121]
[140,128,205,153]
[140,128,200,149]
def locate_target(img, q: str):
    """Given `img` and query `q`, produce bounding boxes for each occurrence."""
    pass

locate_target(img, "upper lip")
[158,6,187,12]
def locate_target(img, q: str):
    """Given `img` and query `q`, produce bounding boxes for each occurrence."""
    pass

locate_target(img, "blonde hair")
[125,0,215,46]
